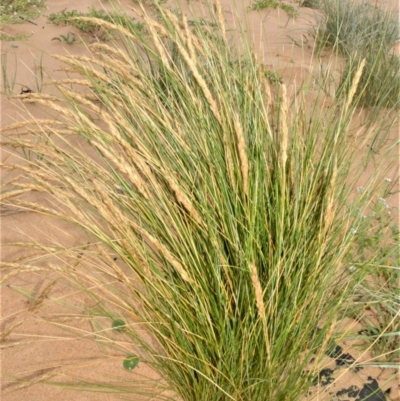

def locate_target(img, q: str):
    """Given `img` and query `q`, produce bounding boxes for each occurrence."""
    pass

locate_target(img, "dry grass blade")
[90,140,150,200]
[279,84,289,168]
[28,280,58,314]
[163,174,204,227]
[233,113,248,196]
[68,17,136,40]
[249,263,271,359]
[0,321,24,342]
[324,157,338,232]
[5,370,61,393]
[0,120,63,132]
[160,9,222,125]
[133,223,192,284]
[214,0,226,40]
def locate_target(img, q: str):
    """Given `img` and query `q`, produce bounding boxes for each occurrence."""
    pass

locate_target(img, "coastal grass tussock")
[1,1,398,399]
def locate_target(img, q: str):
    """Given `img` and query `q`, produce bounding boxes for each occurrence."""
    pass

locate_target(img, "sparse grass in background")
[313,0,400,367]
[0,0,46,42]
[345,49,400,109]
[0,0,46,25]
[315,0,400,108]
[0,32,30,41]
[1,50,45,96]
[1,51,17,95]
[345,183,400,364]
[1,0,399,399]
[356,267,400,364]
[315,0,399,57]
[249,0,299,18]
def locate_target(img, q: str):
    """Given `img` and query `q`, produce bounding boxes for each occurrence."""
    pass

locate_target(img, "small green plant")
[0,32,30,41]
[47,7,144,41]
[51,32,81,45]
[249,0,299,18]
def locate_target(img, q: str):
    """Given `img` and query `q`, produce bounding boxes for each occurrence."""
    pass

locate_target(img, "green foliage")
[0,0,46,24]
[249,0,299,18]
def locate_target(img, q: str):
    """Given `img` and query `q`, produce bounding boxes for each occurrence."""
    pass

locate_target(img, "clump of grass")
[315,0,399,57]
[0,2,396,399]
[345,50,400,109]
[249,0,299,18]
[0,0,46,25]
[315,0,400,108]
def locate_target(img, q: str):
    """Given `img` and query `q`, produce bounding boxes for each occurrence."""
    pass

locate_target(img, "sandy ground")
[1,0,399,400]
